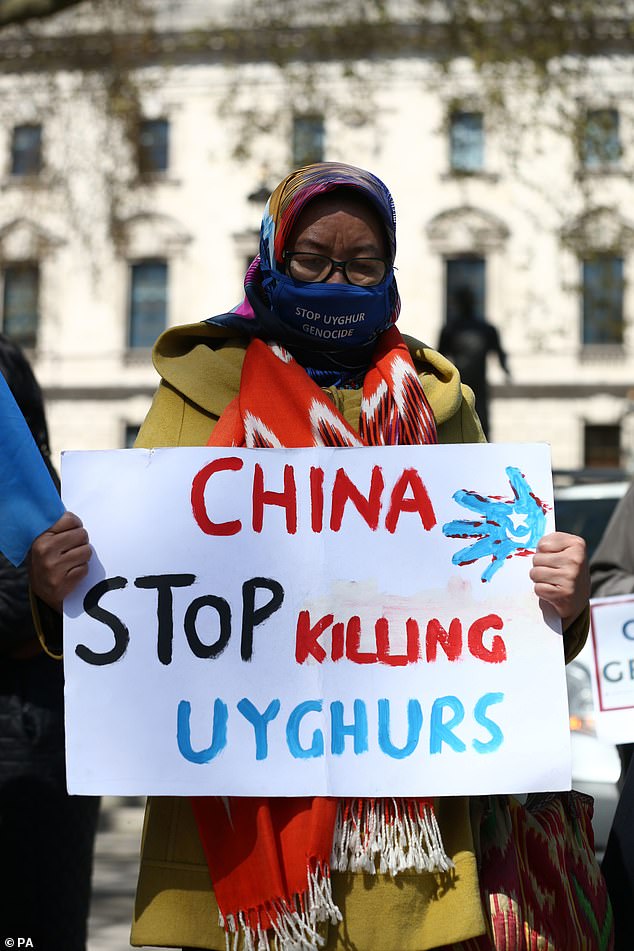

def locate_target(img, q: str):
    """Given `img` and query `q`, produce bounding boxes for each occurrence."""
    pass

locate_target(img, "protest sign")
[588,595,634,743]
[62,442,571,796]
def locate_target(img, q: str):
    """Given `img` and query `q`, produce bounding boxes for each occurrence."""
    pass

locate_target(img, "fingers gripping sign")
[28,511,92,612]
[529,531,589,625]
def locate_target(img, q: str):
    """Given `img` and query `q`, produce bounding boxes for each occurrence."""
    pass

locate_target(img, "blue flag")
[0,369,65,566]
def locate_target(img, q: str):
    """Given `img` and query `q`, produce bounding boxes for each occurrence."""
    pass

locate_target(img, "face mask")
[263,270,395,349]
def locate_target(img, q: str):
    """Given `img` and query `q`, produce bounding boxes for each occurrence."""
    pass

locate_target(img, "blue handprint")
[442,466,547,582]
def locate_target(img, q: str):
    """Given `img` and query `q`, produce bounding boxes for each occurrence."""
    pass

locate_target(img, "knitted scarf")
[190,326,453,951]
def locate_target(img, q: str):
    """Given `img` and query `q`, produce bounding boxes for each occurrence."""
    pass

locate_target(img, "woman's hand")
[529,531,589,626]
[28,511,92,613]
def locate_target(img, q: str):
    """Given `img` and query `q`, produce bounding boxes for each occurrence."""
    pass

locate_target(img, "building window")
[10,124,42,176]
[138,118,169,176]
[584,423,621,469]
[445,256,486,323]
[2,263,39,348]
[128,260,168,348]
[292,115,324,167]
[582,255,623,345]
[124,423,140,447]
[582,109,620,169]
[449,112,484,173]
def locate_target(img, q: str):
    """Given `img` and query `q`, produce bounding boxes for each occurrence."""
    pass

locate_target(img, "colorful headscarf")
[260,161,397,272]
[207,162,402,386]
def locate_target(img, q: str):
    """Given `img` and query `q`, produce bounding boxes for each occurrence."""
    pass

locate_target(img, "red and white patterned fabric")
[190,326,444,951]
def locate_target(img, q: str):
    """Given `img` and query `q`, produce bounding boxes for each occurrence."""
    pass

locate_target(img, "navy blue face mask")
[262,269,396,349]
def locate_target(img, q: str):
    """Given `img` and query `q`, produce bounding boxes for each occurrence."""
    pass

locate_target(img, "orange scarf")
[191,327,450,950]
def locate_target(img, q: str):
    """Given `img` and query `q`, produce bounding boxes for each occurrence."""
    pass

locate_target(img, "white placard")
[62,442,571,796]
[589,596,634,743]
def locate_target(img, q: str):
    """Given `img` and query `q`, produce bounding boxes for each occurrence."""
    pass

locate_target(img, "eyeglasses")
[282,251,389,287]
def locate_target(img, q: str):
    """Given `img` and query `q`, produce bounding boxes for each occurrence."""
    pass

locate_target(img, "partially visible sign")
[61,442,571,797]
[589,595,634,743]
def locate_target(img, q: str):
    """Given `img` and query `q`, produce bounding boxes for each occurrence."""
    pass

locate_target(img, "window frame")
[127,258,168,350]
[137,117,170,178]
[10,123,43,177]
[124,423,141,448]
[448,110,484,174]
[444,255,487,324]
[581,254,624,347]
[581,108,621,171]
[1,261,40,349]
[583,422,621,469]
[292,114,325,168]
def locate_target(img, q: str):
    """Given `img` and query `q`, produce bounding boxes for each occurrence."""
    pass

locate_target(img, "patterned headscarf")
[260,161,397,273]
[207,162,401,385]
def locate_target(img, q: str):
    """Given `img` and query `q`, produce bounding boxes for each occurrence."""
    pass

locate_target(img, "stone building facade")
[1,0,633,471]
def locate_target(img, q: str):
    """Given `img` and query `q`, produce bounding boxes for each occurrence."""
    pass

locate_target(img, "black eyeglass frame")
[282,250,391,286]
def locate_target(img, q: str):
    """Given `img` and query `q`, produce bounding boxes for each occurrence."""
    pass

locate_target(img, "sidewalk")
[88,798,152,951]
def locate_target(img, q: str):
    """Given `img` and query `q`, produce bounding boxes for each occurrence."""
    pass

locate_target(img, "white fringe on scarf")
[331,798,454,876]
[219,865,341,951]
[220,798,452,951]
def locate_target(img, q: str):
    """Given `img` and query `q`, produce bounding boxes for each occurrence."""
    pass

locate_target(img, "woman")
[31,163,591,951]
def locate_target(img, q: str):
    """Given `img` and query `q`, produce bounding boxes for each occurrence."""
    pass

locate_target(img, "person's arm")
[488,324,511,377]
[590,483,634,597]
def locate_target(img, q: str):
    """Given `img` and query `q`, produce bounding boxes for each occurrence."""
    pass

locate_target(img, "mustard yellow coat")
[130,322,587,951]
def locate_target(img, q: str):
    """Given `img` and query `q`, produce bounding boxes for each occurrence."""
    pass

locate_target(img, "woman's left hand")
[529,531,590,625]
